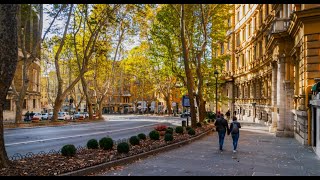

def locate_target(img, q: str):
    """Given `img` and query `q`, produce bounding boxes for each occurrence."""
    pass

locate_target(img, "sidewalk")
[99,123,320,176]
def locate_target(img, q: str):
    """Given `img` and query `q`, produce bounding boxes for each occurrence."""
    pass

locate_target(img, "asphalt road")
[4,114,183,157]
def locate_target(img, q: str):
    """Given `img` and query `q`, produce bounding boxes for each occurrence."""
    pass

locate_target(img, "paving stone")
[99,123,320,176]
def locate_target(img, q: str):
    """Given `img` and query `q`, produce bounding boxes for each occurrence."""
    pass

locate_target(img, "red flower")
[154,125,167,131]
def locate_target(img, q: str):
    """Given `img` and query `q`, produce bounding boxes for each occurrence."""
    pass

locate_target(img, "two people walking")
[214,113,241,152]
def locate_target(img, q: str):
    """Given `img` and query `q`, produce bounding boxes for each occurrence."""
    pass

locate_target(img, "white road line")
[5,123,159,147]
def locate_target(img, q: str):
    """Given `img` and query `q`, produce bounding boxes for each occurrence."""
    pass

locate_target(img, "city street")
[4,114,183,157]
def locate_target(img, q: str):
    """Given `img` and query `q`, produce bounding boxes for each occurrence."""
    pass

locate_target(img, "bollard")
[187,116,189,127]
[182,120,186,127]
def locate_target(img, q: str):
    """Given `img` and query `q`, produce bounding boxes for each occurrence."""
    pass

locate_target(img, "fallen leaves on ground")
[0,126,212,176]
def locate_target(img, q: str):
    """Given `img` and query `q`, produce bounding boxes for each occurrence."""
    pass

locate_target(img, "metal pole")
[187,115,189,127]
[216,76,218,116]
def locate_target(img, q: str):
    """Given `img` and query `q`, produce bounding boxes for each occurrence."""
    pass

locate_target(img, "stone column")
[270,62,278,132]
[276,57,286,136]
[284,80,294,137]
[229,82,234,122]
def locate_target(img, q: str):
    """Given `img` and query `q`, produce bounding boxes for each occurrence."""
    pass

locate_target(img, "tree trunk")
[180,5,197,128]
[164,95,172,115]
[97,99,103,120]
[52,96,63,121]
[81,76,93,119]
[0,4,19,168]
[15,100,23,123]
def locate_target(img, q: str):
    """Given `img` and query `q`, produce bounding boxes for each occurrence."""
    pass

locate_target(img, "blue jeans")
[218,130,226,150]
[231,133,239,150]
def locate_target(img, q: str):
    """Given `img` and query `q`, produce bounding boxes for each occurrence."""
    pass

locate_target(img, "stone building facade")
[221,4,320,150]
[4,5,42,121]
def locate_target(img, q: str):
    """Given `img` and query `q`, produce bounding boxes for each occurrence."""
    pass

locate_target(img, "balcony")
[271,18,290,34]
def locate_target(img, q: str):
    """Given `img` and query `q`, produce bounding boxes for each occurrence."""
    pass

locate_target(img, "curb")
[59,128,213,176]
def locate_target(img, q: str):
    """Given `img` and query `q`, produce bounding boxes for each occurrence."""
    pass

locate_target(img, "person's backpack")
[231,122,239,134]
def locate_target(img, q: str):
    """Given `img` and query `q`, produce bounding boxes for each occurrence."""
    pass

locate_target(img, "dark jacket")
[229,121,241,134]
[214,117,229,133]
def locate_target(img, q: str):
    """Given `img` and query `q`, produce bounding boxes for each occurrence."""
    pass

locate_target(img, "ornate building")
[4,5,42,121]
[221,4,320,150]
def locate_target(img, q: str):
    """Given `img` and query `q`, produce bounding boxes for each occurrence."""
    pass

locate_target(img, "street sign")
[172,102,176,107]
[182,95,190,107]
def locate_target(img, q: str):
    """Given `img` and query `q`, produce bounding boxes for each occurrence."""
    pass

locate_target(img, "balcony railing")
[271,18,290,34]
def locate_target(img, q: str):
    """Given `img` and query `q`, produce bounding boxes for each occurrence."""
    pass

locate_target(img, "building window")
[220,43,224,54]
[236,86,239,98]
[242,28,246,42]
[237,11,240,22]
[259,9,263,26]
[227,39,230,50]
[255,14,258,30]
[226,60,230,71]
[23,99,27,109]
[242,54,245,67]
[253,45,257,60]
[265,37,268,47]
[33,69,38,92]
[228,18,231,27]
[259,41,263,58]
[242,5,245,16]
[237,57,240,68]
[248,21,251,36]
[236,33,240,46]
[265,4,269,18]
[33,99,36,109]
[4,99,11,110]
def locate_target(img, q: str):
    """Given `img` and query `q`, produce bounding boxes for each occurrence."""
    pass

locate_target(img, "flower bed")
[0,125,213,176]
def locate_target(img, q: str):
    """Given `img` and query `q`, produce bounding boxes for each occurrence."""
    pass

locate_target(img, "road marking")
[5,123,160,147]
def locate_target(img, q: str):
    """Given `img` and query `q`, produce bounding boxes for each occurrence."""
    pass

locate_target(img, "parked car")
[73,112,84,119]
[41,113,48,120]
[81,112,89,118]
[48,112,53,120]
[32,112,42,120]
[57,112,72,120]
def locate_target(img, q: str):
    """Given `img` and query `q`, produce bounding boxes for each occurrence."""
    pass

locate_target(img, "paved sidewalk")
[99,123,320,176]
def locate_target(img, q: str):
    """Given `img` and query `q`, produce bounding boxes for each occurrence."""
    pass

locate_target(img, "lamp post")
[214,70,219,116]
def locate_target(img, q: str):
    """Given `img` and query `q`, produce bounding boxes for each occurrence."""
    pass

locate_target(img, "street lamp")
[214,70,219,117]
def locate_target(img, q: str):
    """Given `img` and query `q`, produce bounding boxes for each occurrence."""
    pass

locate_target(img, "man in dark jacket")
[228,116,241,153]
[214,113,229,151]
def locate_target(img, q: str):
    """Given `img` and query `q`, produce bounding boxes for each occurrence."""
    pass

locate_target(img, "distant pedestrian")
[225,109,231,121]
[228,116,241,153]
[30,111,35,119]
[24,111,30,121]
[214,113,230,151]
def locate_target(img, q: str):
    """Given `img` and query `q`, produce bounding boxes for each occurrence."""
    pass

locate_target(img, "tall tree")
[0,4,19,168]
[180,4,197,127]
[11,4,65,124]
[149,5,184,115]
[71,4,120,120]
[51,4,75,121]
